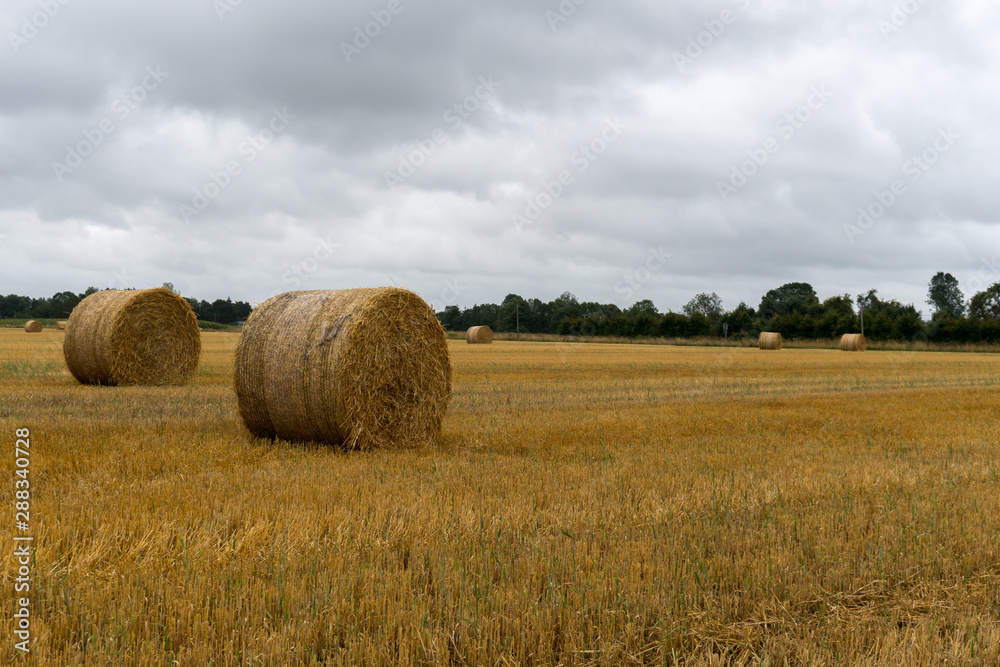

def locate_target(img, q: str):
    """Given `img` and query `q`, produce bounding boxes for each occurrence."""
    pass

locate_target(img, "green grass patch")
[0,359,65,378]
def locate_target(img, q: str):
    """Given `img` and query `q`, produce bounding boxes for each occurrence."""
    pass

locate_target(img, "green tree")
[496,294,529,332]
[927,272,965,318]
[632,312,660,337]
[682,292,723,319]
[758,282,819,319]
[687,312,710,336]
[658,312,689,337]
[550,292,582,331]
[817,294,856,337]
[556,291,578,305]
[48,291,81,318]
[438,305,461,330]
[0,294,32,318]
[857,290,924,341]
[891,309,924,340]
[726,302,756,335]
[968,282,1000,319]
[626,299,659,317]
[210,298,235,324]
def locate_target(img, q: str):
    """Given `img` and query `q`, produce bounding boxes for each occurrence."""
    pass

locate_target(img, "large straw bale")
[63,288,201,385]
[234,287,451,450]
[24,320,42,333]
[55,321,67,330]
[758,332,783,350]
[466,325,494,344]
[839,333,867,351]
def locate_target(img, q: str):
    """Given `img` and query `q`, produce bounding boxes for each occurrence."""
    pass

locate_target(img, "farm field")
[2,329,1000,665]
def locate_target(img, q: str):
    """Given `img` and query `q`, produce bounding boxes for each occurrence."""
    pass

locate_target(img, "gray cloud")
[2,0,999,317]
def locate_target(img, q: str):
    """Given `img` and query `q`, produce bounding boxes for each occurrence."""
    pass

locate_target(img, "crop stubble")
[0,330,999,665]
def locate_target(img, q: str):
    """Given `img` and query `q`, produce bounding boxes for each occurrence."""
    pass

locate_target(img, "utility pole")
[857,294,864,335]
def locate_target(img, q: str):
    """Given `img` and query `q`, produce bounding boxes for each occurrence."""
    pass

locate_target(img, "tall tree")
[969,282,1000,319]
[496,294,529,332]
[927,272,965,318]
[48,291,81,317]
[682,292,723,319]
[626,299,659,316]
[758,282,819,319]
[818,294,856,337]
[727,302,755,334]
[438,305,461,330]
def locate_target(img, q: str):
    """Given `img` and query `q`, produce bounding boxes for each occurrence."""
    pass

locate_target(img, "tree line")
[0,286,252,325]
[6,272,998,341]
[437,273,1000,343]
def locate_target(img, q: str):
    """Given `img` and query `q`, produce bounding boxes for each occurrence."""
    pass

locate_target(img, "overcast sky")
[2,0,998,316]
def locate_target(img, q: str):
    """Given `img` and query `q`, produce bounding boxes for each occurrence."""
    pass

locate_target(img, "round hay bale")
[758,332,783,350]
[466,325,494,344]
[24,320,42,333]
[55,321,67,330]
[234,287,452,450]
[63,288,201,386]
[839,333,867,351]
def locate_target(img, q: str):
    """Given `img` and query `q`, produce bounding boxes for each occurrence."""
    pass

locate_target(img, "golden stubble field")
[1,329,1000,665]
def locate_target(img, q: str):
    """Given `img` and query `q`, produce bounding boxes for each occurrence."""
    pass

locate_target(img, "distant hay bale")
[234,287,452,450]
[839,333,867,351]
[466,325,494,344]
[758,332,783,350]
[55,321,67,330]
[24,320,42,333]
[63,288,201,386]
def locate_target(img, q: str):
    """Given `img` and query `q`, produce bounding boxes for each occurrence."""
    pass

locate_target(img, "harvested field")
[1,330,999,665]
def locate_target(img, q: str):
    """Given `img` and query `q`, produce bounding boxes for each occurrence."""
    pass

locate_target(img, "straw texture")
[63,288,201,385]
[466,325,494,344]
[24,320,42,333]
[839,333,867,351]
[234,287,452,450]
[758,332,783,350]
